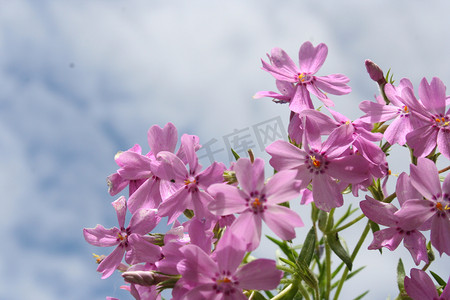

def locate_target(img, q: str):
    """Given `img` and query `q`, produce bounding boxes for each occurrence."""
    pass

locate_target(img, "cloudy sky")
[1,1,449,299]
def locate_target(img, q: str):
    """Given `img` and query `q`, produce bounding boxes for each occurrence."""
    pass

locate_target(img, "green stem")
[332,213,365,233]
[271,283,294,300]
[297,282,311,300]
[325,237,332,300]
[382,192,397,203]
[333,221,371,300]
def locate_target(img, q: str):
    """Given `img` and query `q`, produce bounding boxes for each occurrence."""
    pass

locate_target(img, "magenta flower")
[207,157,304,251]
[404,77,450,159]
[83,196,162,278]
[153,134,226,224]
[176,231,283,299]
[266,125,369,212]
[395,157,450,255]
[404,268,450,300]
[360,194,428,265]
[359,79,418,146]
[256,41,351,112]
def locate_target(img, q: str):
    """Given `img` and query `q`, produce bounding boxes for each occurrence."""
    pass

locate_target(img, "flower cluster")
[84,42,450,300]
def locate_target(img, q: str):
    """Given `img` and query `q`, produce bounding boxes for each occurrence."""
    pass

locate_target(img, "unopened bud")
[365,59,386,85]
[123,270,173,286]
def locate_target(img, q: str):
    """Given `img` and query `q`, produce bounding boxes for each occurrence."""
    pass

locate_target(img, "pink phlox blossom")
[404,77,450,159]
[359,79,420,146]
[288,109,339,145]
[266,122,370,212]
[152,134,226,224]
[404,268,450,300]
[175,231,283,300]
[395,158,450,256]
[257,41,351,113]
[208,157,304,251]
[360,193,428,265]
[83,196,162,279]
[107,144,146,197]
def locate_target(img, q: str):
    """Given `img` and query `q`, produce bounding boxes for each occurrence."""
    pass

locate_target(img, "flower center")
[306,151,329,174]
[436,202,450,211]
[212,271,238,296]
[298,73,313,83]
[246,191,266,214]
[433,115,449,127]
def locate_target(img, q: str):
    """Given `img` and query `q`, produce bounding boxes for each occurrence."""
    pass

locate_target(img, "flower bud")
[365,59,386,85]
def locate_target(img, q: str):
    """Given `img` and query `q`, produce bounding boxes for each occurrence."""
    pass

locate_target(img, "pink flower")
[395,158,450,256]
[176,231,283,299]
[266,125,369,212]
[405,77,450,159]
[360,193,428,265]
[153,134,226,224]
[256,41,351,112]
[207,157,304,251]
[83,196,162,278]
[404,268,450,300]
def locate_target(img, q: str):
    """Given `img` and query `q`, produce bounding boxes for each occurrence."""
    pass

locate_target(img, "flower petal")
[262,204,303,241]
[147,122,178,156]
[236,259,282,290]
[298,42,328,74]
[97,246,125,279]
[208,183,247,216]
[83,225,120,247]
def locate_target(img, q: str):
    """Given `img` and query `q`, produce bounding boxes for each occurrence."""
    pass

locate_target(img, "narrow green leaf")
[297,227,316,266]
[429,270,446,287]
[266,235,296,261]
[296,259,319,293]
[230,148,240,161]
[327,233,352,271]
[396,258,406,292]
[353,290,369,300]
[318,210,328,232]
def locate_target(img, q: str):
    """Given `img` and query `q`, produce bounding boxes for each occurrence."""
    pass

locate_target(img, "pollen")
[403,105,409,113]
[298,73,306,81]
[310,155,321,168]
[252,197,261,209]
[184,179,196,185]
[218,277,232,284]
[117,232,126,241]
[436,202,450,211]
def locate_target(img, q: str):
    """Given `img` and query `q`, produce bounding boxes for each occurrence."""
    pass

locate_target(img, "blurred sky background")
[1,1,450,299]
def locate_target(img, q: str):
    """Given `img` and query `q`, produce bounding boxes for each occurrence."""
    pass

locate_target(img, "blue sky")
[1,1,449,299]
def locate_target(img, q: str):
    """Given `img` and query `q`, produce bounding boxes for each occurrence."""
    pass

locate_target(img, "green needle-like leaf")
[327,233,352,271]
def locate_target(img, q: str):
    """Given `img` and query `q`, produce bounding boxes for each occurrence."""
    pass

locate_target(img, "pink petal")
[158,188,191,224]
[178,244,217,284]
[197,161,226,189]
[126,234,162,265]
[83,225,120,247]
[128,208,160,235]
[235,158,265,194]
[406,125,438,158]
[147,122,178,156]
[430,214,450,256]
[418,77,446,115]
[127,178,162,214]
[265,170,301,204]
[208,184,248,216]
[154,151,188,182]
[214,230,246,274]
[404,269,440,300]
[289,85,314,113]
[311,174,343,212]
[266,140,307,171]
[112,196,127,229]
[236,259,282,290]
[396,173,421,207]
[97,246,125,279]
[359,100,400,123]
[314,74,351,96]
[359,196,397,227]
[384,115,413,146]
[403,231,428,265]
[262,204,303,240]
[261,58,296,82]
[229,212,262,251]
[437,129,450,159]
[395,199,435,230]
[410,158,441,200]
[270,47,300,76]
[368,228,402,251]
[116,152,152,180]
[298,42,328,74]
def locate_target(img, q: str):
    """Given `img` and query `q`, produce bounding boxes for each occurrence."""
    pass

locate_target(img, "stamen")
[252,198,261,209]
[403,105,408,113]
[310,155,321,168]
